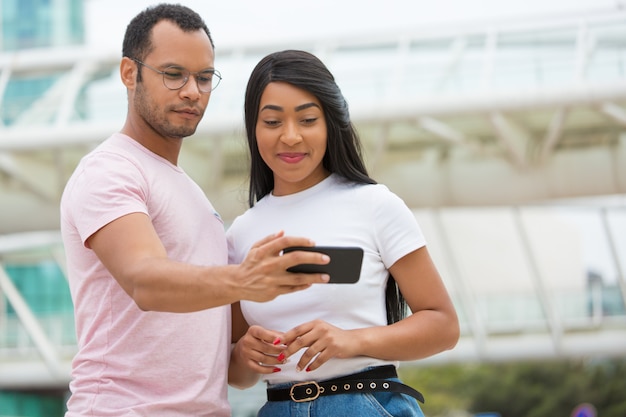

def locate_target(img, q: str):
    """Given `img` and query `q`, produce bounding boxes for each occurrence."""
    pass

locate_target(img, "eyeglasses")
[131,58,222,93]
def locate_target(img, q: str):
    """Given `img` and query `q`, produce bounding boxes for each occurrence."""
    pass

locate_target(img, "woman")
[227,50,459,416]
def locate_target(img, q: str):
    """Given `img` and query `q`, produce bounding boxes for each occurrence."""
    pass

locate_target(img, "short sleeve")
[369,185,426,268]
[67,151,149,246]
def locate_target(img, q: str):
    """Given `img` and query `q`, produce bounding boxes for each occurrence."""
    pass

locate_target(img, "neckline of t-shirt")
[114,132,184,173]
[265,174,338,205]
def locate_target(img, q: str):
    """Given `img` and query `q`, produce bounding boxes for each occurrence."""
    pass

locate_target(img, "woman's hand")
[232,324,286,375]
[279,320,361,372]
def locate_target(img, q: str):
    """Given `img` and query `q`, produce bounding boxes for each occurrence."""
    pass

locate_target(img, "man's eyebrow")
[159,62,216,71]
[260,103,321,112]
[158,62,183,69]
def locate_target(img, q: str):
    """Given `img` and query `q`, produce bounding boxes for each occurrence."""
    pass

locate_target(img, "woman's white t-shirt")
[227,174,425,383]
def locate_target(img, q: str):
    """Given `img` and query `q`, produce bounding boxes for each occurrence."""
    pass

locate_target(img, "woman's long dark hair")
[243,50,405,323]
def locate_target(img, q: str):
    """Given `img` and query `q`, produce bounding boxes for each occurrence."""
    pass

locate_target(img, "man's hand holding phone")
[284,246,364,284]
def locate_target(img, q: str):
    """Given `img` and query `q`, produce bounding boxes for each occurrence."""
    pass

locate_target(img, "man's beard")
[135,86,201,139]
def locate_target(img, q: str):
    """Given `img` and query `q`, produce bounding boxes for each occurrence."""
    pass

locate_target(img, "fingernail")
[273,367,281,373]
[306,367,311,372]
[277,352,285,362]
[296,366,302,372]
[273,337,281,345]
[322,274,330,282]
[322,255,330,262]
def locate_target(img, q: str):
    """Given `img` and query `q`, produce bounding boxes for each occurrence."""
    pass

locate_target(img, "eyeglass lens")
[162,67,221,92]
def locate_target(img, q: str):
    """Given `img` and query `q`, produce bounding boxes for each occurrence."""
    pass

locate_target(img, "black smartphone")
[283,246,364,284]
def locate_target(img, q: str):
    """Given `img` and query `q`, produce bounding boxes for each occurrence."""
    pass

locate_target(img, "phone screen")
[283,246,364,284]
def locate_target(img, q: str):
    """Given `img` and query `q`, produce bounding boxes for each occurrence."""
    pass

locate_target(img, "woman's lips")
[278,153,306,163]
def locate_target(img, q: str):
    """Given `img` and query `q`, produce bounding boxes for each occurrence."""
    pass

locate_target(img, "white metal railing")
[1,10,625,138]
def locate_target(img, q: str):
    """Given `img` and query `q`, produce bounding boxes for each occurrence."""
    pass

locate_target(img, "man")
[60,4,328,416]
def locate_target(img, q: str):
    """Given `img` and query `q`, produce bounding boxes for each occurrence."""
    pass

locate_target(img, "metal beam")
[540,107,568,164]
[432,209,489,359]
[489,112,528,169]
[0,265,65,380]
[600,207,626,313]
[0,152,56,201]
[434,36,467,92]
[55,60,100,126]
[600,102,626,127]
[0,64,12,127]
[418,116,466,144]
[3,81,626,152]
[513,207,564,354]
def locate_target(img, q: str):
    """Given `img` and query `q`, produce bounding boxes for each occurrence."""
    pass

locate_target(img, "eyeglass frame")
[130,57,222,93]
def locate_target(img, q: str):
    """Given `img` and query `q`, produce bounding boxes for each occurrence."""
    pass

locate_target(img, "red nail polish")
[273,337,281,345]
[273,367,281,373]
[277,352,285,362]
[305,367,311,372]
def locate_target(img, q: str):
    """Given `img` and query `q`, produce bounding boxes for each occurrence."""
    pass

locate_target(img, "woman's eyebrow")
[260,102,320,112]
[295,102,321,112]
[260,104,283,112]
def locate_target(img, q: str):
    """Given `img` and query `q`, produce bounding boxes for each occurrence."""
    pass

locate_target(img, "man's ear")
[120,57,137,89]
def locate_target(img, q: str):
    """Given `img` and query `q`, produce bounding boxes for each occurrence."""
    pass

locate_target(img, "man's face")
[132,20,215,140]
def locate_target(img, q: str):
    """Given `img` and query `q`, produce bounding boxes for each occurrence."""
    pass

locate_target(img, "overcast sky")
[86,0,623,51]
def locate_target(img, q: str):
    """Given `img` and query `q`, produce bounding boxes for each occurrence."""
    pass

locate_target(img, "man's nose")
[179,75,202,100]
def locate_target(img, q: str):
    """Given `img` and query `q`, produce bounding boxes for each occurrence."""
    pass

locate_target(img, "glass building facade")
[1,0,84,126]
[1,0,84,51]
[1,0,83,414]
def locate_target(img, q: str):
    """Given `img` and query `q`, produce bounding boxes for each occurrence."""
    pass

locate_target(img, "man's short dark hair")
[122,3,213,61]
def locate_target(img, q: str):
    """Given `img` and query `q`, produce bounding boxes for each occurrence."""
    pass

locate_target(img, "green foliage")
[399,357,626,417]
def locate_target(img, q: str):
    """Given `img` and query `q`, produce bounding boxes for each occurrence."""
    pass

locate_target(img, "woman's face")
[255,81,329,196]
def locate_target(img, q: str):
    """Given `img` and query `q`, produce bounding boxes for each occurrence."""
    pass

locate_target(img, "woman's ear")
[120,57,137,89]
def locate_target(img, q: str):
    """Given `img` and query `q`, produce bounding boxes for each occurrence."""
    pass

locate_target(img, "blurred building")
[1,0,84,51]
[1,1,83,415]
[1,0,84,126]
[1,2,626,417]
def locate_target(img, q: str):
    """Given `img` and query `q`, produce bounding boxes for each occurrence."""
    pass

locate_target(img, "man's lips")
[173,107,201,118]
[278,152,306,163]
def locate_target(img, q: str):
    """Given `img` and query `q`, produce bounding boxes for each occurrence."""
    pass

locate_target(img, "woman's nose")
[280,124,303,146]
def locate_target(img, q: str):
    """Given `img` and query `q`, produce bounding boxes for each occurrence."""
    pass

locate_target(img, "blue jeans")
[257,377,425,417]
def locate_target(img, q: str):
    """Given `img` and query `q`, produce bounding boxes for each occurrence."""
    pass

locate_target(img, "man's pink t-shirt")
[60,133,230,417]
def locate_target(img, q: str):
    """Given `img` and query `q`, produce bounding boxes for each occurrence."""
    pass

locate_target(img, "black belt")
[266,365,424,404]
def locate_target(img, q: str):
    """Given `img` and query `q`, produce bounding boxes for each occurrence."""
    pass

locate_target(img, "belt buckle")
[289,381,321,402]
